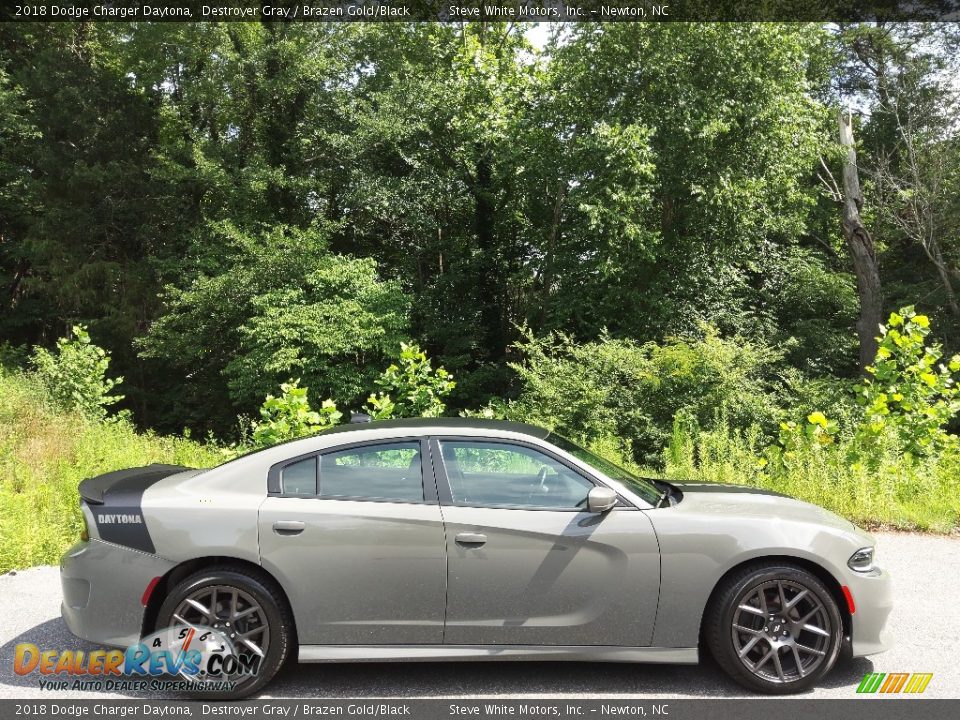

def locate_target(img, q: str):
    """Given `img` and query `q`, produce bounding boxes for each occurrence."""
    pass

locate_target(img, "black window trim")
[267,436,438,504]
[428,435,635,512]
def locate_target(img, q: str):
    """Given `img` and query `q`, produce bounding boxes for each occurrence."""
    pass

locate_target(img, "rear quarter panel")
[140,463,267,563]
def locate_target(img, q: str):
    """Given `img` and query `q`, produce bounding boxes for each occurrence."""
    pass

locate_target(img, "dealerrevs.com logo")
[13,625,261,693]
[856,672,934,694]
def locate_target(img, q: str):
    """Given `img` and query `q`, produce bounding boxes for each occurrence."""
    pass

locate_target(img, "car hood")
[665,481,857,533]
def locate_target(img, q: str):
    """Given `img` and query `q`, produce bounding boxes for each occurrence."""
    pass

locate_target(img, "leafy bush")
[31,325,123,420]
[855,306,959,455]
[251,380,341,448]
[665,416,960,533]
[666,308,960,532]
[365,343,456,420]
[508,328,786,465]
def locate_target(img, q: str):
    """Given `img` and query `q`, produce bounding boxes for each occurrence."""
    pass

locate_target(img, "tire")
[156,566,294,699]
[705,563,843,694]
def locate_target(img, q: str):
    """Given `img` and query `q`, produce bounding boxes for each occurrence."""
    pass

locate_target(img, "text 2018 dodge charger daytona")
[61,418,892,697]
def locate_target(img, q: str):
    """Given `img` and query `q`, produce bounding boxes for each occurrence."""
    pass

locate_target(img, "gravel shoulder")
[1,532,958,699]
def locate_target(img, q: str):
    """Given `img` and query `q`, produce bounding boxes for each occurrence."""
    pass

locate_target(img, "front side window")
[547,433,662,506]
[438,440,594,509]
[319,441,423,502]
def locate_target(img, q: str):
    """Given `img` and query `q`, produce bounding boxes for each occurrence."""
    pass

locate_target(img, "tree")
[137,224,410,434]
[838,111,883,372]
[831,22,960,351]
[537,24,830,345]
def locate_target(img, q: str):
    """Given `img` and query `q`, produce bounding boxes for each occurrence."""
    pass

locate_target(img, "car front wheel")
[705,563,843,694]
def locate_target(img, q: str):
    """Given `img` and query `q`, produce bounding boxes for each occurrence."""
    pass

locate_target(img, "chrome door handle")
[273,520,305,536]
[455,532,487,546]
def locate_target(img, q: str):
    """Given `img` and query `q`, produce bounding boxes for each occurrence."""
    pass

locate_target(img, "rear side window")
[281,457,317,497]
[319,442,423,502]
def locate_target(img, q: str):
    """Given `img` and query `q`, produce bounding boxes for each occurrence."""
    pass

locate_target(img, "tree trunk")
[930,238,960,318]
[838,111,883,373]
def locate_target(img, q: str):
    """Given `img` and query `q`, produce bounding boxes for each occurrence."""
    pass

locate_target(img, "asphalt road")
[1,532,958,699]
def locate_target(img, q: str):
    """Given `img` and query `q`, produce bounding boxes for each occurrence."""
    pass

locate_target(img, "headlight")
[848,546,875,573]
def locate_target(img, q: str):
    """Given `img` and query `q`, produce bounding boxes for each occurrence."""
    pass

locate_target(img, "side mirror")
[587,486,618,514]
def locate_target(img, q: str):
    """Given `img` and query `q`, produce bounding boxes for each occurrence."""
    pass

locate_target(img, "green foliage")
[31,326,123,420]
[0,370,223,572]
[2,22,960,540]
[664,415,960,533]
[666,308,960,533]
[137,224,410,433]
[251,380,342,448]
[855,306,960,454]
[509,327,786,466]
[365,343,456,420]
[774,307,960,462]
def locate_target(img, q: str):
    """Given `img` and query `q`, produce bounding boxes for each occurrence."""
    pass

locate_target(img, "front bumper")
[60,539,176,647]
[846,563,894,657]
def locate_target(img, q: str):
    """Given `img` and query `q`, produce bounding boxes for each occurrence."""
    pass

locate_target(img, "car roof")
[316,417,550,440]
[207,417,554,473]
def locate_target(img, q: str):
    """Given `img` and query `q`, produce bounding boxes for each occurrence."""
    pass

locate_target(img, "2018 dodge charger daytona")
[60,418,892,697]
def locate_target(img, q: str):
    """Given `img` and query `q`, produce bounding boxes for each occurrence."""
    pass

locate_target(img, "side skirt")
[298,645,699,664]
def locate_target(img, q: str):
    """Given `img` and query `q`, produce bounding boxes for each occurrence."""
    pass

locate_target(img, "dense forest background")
[1,21,959,439]
[2,21,960,563]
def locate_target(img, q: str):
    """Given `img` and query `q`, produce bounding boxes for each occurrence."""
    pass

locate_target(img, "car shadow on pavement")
[0,618,172,698]
[262,653,875,699]
[1,617,874,700]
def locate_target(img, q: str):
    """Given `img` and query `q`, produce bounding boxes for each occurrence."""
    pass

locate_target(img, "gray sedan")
[60,418,892,697]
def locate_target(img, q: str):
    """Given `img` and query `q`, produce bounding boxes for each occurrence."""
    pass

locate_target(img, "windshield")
[547,434,662,506]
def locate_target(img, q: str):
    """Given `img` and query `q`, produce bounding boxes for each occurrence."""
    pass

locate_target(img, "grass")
[0,371,225,573]
[663,419,960,534]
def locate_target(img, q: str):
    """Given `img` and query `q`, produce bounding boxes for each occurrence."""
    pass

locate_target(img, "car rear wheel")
[156,566,293,699]
[705,563,843,694]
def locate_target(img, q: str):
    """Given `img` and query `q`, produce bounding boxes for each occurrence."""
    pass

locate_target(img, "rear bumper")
[60,539,175,647]
[847,564,894,657]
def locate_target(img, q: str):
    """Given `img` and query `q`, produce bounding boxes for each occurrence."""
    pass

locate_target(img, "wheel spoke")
[796,643,826,657]
[785,589,808,612]
[210,588,218,619]
[738,635,764,658]
[239,637,265,658]
[771,648,787,681]
[738,603,765,617]
[234,605,259,621]
[757,588,770,616]
[791,645,806,677]
[229,589,239,620]
[802,622,830,638]
[184,597,211,619]
[753,646,775,671]
[777,581,788,613]
[734,623,763,636]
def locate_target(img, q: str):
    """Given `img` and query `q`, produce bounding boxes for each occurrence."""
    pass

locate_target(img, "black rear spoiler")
[78,464,190,505]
